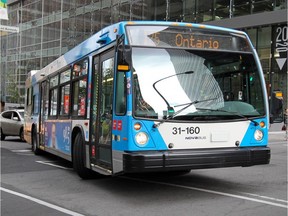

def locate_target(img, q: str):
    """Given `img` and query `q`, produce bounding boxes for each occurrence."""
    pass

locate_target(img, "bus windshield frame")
[126,25,265,122]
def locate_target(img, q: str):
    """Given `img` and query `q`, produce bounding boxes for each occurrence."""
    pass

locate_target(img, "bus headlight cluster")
[254,130,264,141]
[135,132,148,145]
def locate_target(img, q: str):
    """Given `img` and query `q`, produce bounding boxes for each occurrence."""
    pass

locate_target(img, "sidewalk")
[269,122,287,141]
[269,122,285,132]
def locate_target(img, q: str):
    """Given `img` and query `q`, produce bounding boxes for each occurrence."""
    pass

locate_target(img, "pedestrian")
[282,108,288,140]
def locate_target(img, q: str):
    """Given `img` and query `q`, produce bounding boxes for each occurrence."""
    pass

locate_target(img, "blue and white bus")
[24,21,270,178]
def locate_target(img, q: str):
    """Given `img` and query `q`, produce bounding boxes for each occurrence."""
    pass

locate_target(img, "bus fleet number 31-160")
[172,127,200,135]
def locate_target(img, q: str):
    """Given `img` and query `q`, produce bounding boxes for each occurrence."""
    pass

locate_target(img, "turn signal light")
[117,64,129,71]
[259,121,265,128]
[134,122,141,130]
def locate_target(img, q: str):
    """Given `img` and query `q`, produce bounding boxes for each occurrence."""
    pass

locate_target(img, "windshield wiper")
[196,108,259,126]
[153,97,219,128]
[152,71,194,117]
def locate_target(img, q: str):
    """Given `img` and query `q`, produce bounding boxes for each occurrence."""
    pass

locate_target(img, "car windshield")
[18,111,24,119]
[132,47,265,121]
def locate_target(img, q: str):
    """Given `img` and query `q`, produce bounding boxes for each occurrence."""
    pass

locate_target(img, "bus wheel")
[73,133,95,179]
[0,128,5,141]
[32,129,41,155]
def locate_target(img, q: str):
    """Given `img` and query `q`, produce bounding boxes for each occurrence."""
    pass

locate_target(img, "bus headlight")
[254,130,264,141]
[135,132,148,145]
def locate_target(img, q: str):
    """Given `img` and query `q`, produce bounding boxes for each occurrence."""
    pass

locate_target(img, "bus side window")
[60,84,70,115]
[72,59,88,117]
[115,72,126,115]
[72,78,87,117]
[49,75,59,116]
[33,94,39,114]
[50,89,58,116]
[26,87,33,116]
[73,59,88,78]
[59,69,71,116]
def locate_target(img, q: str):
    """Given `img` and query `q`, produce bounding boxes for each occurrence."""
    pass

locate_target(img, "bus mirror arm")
[117,43,132,72]
[116,34,125,46]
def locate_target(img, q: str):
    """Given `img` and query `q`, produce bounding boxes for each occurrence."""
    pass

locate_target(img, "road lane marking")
[122,176,288,209]
[240,192,288,204]
[0,187,84,216]
[11,150,31,152]
[10,149,34,156]
[35,161,72,170]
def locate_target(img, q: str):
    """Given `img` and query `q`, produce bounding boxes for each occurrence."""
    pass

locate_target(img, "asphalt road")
[1,132,287,216]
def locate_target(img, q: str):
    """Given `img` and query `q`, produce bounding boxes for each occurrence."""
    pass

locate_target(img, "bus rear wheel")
[73,133,95,179]
[32,129,41,155]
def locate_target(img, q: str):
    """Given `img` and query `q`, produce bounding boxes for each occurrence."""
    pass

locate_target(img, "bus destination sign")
[127,26,251,52]
[148,31,224,49]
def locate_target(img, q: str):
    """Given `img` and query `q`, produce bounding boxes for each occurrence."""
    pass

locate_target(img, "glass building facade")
[0,0,287,108]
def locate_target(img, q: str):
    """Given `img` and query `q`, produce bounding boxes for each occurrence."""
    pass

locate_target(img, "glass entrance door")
[90,50,114,170]
[40,81,49,146]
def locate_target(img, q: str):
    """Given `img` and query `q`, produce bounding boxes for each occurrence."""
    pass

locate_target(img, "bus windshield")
[132,47,265,121]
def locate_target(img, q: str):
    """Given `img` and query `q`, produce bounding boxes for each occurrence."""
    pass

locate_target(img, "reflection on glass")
[132,47,265,121]
[99,58,114,145]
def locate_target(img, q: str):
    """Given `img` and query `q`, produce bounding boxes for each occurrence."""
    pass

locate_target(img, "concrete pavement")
[269,122,285,132]
[269,122,287,141]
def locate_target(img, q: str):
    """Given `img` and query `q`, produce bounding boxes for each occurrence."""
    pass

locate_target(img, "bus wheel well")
[71,127,94,179]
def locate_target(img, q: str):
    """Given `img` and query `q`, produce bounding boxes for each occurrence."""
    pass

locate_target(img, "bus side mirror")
[117,44,131,72]
[270,90,283,124]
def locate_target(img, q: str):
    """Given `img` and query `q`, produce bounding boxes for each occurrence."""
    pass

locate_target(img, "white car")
[0,109,25,141]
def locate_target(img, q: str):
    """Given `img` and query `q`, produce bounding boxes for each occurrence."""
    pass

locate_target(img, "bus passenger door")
[40,81,49,146]
[90,51,114,171]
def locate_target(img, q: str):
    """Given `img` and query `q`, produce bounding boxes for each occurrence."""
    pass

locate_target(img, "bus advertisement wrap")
[45,121,71,154]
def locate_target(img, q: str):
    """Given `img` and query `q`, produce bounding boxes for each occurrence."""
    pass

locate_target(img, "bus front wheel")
[73,133,94,179]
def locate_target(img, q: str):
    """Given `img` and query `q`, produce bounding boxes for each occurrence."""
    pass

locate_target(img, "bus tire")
[73,133,94,179]
[0,128,5,141]
[32,128,41,155]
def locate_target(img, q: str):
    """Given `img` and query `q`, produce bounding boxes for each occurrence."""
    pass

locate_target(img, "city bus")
[24,21,271,179]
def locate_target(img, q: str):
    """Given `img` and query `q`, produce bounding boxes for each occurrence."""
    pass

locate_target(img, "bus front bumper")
[123,147,270,173]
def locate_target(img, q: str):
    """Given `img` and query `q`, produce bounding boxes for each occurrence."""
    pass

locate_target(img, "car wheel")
[20,128,25,142]
[0,128,5,141]
[73,133,95,179]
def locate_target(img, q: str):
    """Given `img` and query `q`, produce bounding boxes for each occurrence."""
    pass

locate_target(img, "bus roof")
[31,21,246,84]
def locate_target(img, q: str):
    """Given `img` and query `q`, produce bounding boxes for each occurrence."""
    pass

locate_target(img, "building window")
[252,0,274,13]
[233,0,251,16]
[257,26,272,74]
